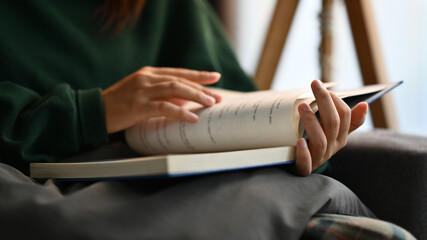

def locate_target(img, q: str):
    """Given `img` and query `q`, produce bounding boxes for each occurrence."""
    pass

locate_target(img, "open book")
[30,81,402,180]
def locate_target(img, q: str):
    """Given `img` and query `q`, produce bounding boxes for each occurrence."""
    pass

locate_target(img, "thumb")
[349,102,368,133]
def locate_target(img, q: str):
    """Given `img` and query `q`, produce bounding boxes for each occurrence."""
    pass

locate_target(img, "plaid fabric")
[301,214,416,240]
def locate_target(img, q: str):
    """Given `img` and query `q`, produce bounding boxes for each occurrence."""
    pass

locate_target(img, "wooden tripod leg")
[320,0,334,83]
[345,0,396,129]
[255,0,299,90]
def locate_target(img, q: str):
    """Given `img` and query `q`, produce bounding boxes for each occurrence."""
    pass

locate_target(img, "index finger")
[145,74,222,103]
[311,80,340,139]
[145,67,221,84]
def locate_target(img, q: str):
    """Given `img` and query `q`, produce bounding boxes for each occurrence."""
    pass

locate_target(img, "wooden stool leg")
[320,0,334,83]
[255,0,300,90]
[345,0,396,129]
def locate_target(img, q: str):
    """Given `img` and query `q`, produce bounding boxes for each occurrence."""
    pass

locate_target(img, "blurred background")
[210,0,427,137]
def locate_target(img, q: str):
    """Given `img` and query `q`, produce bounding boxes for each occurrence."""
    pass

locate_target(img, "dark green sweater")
[0,0,256,172]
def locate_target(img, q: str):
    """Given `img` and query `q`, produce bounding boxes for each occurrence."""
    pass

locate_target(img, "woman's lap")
[0,163,374,240]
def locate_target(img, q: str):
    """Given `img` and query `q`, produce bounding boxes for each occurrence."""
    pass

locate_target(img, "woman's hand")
[295,80,368,176]
[102,66,222,134]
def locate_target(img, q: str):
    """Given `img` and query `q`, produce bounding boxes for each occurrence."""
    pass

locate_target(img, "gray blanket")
[0,163,374,240]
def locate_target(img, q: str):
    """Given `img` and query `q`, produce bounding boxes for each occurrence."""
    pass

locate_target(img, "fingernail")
[299,103,310,112]
[209,72,221,79]
[204,96,216,106]
[297,138,308,149]
[186,112,199,122]
[212,92,222,102]
[312,80,324,89]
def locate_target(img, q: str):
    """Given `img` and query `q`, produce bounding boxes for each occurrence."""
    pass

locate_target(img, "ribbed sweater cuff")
[76,88,109,146]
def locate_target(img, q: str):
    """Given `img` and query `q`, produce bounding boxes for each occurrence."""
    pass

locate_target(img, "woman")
[0,1,409,239]
[0,0,366,176]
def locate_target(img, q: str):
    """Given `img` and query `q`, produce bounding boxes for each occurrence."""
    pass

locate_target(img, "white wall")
[231,0,427,137]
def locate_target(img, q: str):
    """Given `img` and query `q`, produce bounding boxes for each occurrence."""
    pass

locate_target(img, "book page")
[126,89,307,155]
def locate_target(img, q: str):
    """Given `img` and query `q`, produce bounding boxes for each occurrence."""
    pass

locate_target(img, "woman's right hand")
[102,66,222,134]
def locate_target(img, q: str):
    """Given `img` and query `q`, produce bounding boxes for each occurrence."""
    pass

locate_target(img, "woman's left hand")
[295,80,369,176]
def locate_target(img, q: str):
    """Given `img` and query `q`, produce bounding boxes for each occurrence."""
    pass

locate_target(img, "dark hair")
[96,0,146,33]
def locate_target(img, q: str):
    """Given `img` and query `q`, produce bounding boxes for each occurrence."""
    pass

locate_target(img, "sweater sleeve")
[0,81,108,172]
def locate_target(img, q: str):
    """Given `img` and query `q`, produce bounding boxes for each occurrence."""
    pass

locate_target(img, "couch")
[329,129,427,239]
